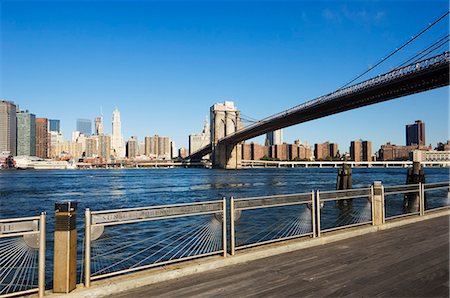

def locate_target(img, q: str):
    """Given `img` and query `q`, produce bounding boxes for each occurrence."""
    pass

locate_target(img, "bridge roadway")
[111,215,449,297]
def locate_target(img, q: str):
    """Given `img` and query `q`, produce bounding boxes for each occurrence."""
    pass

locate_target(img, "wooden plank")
[110,215,449,298]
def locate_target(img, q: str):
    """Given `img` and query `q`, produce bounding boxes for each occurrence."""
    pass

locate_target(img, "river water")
[0,167,448,288]
[0,167,448,218]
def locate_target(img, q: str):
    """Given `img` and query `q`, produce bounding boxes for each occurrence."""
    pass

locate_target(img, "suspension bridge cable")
[394,34,450,69]
[337,10,449,90]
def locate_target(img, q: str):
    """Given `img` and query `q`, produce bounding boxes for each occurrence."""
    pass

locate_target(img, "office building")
[126,136,138,159]
[77,118,92,136]
[95,116,103,135]
[49,131,63,158]
[406,120,425,146]
[111,108,125,158]
[98,135,111,162]
[49,119,60,133]
[189,119,210,155]
[35,118,49,158]
[16,110,36,156]
[265,129,283,146]
[85,136,99,158]
[0,100,17,155]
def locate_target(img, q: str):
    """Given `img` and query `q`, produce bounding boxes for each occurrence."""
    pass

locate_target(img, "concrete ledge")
[44,209,449,298]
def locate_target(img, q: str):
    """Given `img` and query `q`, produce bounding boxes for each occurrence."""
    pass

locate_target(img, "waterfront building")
[16,110,36,156]
[295,140,313,160]
[98,135,111,162]
[74,132,86,153]
[111,108,125,158]
[94,116,103,135]
[126,136,138,159]
[378,142,430,161]
[77,118,92,136]
[406,120,425,146]
[189,119,210,156]
[49,119,60,133]
[435,140,450,151]
[270,144,288,160]
[49,131,63,158]
[411,150,450,162]
[350,140,372,162]
[35,118,48,158]
[55,141,82,159]
[85,136,99,158]
[314,141,339,160]
[265,129,283,146]
[0,100,17,155]
[179,147,188,159]
[144,135,172,159]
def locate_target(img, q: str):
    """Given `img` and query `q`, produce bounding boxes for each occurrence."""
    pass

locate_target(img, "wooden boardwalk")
[112,215,449,297]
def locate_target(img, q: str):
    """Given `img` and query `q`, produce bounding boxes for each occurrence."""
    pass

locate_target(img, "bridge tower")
[210,101,242,169]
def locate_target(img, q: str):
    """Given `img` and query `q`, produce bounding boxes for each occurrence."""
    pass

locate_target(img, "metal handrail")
[0,213,46,298]
[85,199,226,286]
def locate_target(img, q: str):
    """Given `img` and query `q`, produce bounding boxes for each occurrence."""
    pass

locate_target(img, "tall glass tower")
[77,119,92,135]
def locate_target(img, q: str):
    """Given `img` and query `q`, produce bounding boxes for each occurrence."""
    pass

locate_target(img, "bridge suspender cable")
[337,10,450,90]
[394,34,450,69]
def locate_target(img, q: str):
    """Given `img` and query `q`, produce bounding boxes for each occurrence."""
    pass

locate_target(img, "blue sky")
[1,0,449,152]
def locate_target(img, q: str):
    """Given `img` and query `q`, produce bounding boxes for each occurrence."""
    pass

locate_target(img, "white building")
[111,107,125,158]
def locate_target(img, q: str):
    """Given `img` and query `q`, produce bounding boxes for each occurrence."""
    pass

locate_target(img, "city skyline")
[1,1,448,150]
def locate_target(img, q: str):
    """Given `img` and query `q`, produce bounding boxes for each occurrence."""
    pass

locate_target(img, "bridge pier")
[212,143,242,169]
[210,101,242,170]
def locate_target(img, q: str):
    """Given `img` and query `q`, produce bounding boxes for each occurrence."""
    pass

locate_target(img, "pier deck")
[111,215,449,297]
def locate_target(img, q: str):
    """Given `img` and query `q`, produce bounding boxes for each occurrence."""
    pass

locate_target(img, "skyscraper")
[0,100,17,155]
[98,135,111,162]
[406,120,425,146]
[95,116,103,135]
[126,136,138,159]
[144,135,172,159]
[77,119,92,136]
[17,110,36,156]
[35,118,49,158]
[49,119,60,133]
[111,108,125,158]
[265,129,283,146]
[189,118,210,155]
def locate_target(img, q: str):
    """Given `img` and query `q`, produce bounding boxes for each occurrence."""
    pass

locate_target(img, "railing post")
[315,190,321,238]
[53,201,78,293]
[371,181,385,225]
[85,208,91,287]
[230,197,235,255]
[419,183,425,216]
[222,197,227,258]
[311,191,316,238]
[38,212,46,298]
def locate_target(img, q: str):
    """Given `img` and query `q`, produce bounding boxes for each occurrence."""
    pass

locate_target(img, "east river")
[0,167,449,287]
[1,167,448,218]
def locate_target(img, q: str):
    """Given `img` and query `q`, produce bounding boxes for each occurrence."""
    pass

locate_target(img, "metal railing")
[0,213,46,298]
[316,188,373,236]
[84,199,226,286]
[424,182,450,212]
[230,192,314,255]
[384,183,422,220]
